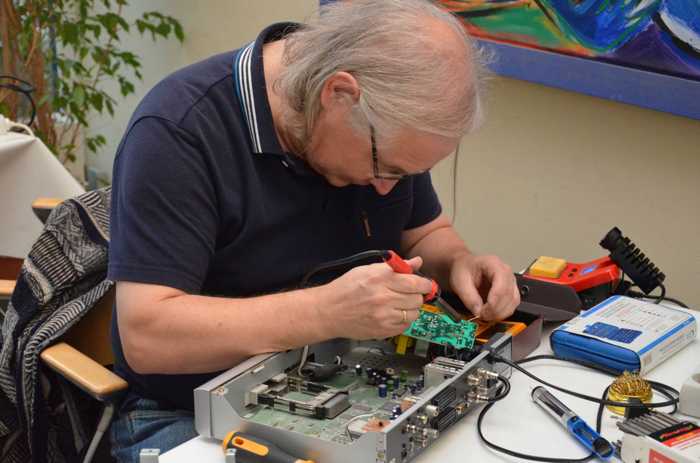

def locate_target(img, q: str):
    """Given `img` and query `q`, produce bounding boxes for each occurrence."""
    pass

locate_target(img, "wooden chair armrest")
[41,342,128,401]
[0,279,15,298]
[32,197,63,223]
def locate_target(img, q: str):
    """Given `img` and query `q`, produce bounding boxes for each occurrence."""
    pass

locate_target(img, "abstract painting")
[439,0,700,81]
[320,0,700,118]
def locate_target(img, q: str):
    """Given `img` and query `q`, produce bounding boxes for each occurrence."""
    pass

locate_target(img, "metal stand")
[82,402,115,463]
[225,448,238,463]
[139,448,161,463]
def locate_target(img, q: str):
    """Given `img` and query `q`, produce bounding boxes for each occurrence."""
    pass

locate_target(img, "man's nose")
[370,178,399,196]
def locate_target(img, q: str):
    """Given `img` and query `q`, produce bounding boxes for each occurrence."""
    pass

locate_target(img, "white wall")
[85,0,187,181]
[89,0,700,306]
[171,0,318,65]
[87,0,317,180]
[431,77,700,306]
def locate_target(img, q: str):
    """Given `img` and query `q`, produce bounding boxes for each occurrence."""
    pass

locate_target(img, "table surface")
[162,308,698,463]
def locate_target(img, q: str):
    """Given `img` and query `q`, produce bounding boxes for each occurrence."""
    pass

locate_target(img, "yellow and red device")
[522,227,667,310]
[524,256,621,309]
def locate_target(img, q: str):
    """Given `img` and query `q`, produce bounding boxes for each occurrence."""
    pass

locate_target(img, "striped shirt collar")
[233,22,300,156]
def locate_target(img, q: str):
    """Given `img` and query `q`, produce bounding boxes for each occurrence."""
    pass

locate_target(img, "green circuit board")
[403,306,477,350]
[243,352,425,444]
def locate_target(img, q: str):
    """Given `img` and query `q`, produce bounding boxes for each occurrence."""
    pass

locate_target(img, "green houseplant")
[0,0,183,171]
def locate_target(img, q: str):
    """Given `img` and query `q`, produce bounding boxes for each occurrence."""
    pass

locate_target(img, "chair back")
[0,256,22,280]
[0,256,22,317]
[61,287,116,366]
[3,195,116,366]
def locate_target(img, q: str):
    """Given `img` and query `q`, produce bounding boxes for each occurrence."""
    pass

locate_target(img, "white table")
[0,131,83,258]
[162,311,698,463]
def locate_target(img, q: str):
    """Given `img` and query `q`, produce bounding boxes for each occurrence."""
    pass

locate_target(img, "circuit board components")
[403,304,477,350]
[195,333,514,463]
[244,372,351,419]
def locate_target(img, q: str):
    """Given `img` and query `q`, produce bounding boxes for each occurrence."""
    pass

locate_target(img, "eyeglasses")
[369,124,410,181]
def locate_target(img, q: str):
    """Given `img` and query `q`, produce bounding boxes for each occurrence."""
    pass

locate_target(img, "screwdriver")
[223,430,315,463]
[381,250,464,322]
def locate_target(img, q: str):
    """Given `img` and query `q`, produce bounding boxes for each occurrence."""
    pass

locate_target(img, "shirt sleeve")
[405,171,442,230]
[108,116,219,293]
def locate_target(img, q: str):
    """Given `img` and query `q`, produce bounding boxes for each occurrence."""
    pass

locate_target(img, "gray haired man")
[108,0,520,460]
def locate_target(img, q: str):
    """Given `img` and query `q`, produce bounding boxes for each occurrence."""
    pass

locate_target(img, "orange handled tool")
[383,250,439,301]
[223,430,314,463]
[381,250,463,322]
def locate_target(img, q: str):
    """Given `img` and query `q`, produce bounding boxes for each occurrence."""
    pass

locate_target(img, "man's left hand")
[448,254,520,321]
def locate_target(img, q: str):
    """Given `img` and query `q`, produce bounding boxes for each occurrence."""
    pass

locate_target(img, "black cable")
[625,288,688,309]
[650,283,666,304]
[477,374,595,462]
[645,380,679,414]
[596,385,610,433]
[614,270,626,293]
[477,355,680,462]
[657,295,688,308]
[296,249,391,375]
[487,375,510,403]
[491,354,679,409]
[618,277,680,307]
[299,250,387,287]
[518,354,620,376]
[0,75,37,126]
[478,403,595,463]
[518,355,679,413]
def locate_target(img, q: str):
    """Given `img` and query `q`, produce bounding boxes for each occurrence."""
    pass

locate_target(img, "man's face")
[306,111,459,195]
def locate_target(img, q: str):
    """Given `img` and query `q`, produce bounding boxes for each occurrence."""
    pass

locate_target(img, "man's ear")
[320,71,360,111]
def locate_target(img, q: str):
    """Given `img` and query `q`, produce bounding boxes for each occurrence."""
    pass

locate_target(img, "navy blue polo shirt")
[108,23,442,411]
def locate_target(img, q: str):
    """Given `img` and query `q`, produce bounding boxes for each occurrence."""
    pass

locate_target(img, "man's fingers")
[394,308,420,326]
[482,272,519,321]
[485,271,511,309]
[391,293,425,311]
[387,273,433,295]
[406,256,423,272]
[455,277,484,317]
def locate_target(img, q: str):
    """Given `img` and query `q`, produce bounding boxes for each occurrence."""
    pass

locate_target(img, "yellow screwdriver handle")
[223,431,315,463]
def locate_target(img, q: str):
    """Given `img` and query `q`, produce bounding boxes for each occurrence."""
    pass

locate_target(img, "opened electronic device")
[194,317,512,463]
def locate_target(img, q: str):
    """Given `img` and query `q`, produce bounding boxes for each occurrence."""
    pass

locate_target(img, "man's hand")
[449,254,520,321]
[319,257,433,340]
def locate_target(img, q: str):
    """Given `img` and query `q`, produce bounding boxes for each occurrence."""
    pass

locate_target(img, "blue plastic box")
[550,296,696,374]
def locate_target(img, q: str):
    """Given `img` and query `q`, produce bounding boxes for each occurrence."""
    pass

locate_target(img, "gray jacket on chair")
[0,187,113,463]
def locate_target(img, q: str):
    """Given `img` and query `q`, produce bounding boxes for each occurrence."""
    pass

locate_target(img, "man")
[108,0,520,460]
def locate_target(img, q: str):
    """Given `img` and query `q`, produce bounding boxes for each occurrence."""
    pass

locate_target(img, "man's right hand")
[115,256,432,375]
[317,256,433,340]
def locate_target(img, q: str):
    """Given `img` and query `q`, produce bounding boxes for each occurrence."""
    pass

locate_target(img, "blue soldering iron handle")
[567,416,614,461]
[532,386,614,461]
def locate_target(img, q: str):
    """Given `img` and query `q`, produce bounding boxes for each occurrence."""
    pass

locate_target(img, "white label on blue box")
[558,296,696,374]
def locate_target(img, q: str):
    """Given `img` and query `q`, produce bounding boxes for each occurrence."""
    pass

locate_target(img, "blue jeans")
[110,397,197,463]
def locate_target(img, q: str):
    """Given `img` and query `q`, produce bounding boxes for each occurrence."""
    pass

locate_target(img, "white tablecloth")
[0,131,84,258]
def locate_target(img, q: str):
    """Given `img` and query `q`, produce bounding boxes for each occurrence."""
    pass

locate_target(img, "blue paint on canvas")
[322,0,700,118]
[539,0,662,52]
